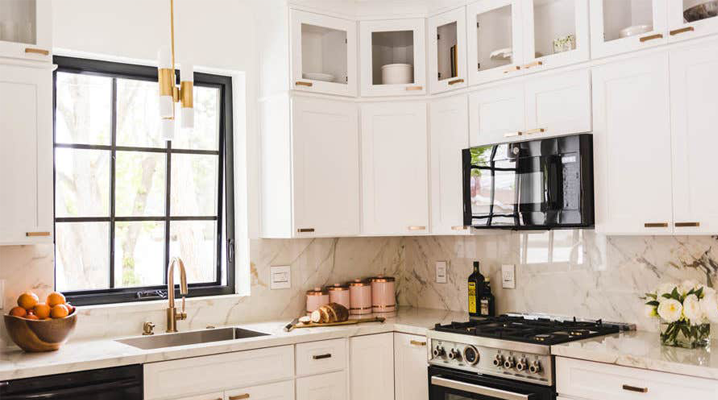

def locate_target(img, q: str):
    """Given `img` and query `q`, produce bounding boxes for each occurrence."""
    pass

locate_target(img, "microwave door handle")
[431,377,532,400]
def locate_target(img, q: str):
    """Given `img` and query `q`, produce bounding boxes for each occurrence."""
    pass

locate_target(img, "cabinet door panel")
[361,102,429,235]
[225,380,294,400]
[667,1,718,43]
[296,372,346,400]
[592,53,673,235]
[176,392,225,400]
[589,0,667,59]
[394,333,428,400]
[469,84,525,146]
[350,333,394,400]
[293,98,360,237]
[429,7,467,94]
[670,42,718,234]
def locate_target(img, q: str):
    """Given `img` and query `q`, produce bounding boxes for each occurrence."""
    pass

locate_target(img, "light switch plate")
[436,261,447,284]
[270,266,291,290]
[502,264,516,289]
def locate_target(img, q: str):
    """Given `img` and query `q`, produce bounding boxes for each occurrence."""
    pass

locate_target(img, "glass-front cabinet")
[360,18,426,96]
[291,10,357,97]
[590,0,668,58]
[0,0,52,62]
[667,0,718,42]
[429,7,467,94]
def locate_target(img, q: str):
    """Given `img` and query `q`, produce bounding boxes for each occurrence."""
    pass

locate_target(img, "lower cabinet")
[227,381,295,400]
[296,371,347,400]
[350,333,395,400]
[394,333,428,400]
[176,392,225,400]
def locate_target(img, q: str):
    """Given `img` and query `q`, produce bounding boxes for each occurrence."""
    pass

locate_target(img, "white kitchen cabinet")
[667,1,718,43]
[296,371,347,400]
[350,333,395,400]
[290,9,357,97]
[590,0,668,59]
[0,63,53,246]
[394,333,428,400]
[429,95,469,235]
[468,83,526,146]
[295,338,347,377]
[670,41,718,234]
[260,96,360,238]
[0,0,52,62]
[361,102,429,236]
[225,381,294,400]
[360,18,426,96]
[176,392,225,400]
[428,7,467,94]
[592,53,674,235]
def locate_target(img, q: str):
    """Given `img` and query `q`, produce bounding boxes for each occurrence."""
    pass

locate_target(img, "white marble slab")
[551,330,718,381]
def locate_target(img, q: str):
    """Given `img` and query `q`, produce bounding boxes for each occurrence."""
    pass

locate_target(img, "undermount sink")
[116,327,269,350]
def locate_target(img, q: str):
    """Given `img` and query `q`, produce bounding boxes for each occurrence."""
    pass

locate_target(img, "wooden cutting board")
[293,316,385,329]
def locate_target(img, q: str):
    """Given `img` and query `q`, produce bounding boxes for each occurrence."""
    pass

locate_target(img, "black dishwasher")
[0,364,143,399]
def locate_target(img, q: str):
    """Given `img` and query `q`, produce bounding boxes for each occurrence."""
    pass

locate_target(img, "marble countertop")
[0,307,467,381]
[551,330,718,380]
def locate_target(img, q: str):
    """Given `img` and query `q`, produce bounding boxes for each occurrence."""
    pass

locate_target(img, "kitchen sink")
[116,327,269,350]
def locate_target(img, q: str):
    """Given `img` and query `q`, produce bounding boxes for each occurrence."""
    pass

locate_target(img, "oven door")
[429,366,555,400]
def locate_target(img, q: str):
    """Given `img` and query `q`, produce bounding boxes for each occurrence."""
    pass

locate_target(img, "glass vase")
[660,321,710,349]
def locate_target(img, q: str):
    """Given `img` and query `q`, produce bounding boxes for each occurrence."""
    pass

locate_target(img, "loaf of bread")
[310,303,349,324]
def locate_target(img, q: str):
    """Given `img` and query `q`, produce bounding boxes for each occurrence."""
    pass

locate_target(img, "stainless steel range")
[426,314,631,400]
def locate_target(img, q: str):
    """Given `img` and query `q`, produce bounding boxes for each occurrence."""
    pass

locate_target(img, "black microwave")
[462,134,594,230]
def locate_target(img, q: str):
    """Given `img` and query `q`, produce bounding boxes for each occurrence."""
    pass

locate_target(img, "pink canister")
[306,287,329,315]
[370,276,396,314]
[328,283,351,310]
[349,279,372,315]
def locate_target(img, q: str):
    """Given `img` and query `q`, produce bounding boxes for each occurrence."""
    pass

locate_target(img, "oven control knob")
[516,358,528,372]
[433,345,445,358]
[503,356,516,369]
[493,354,504,367]
[462,346,480,366]
[529,360,542,374]
[448,349,461,361]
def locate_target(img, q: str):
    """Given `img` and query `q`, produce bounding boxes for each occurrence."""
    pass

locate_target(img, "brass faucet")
[166,257,188,333]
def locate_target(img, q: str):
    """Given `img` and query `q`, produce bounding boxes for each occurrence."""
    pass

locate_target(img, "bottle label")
[468,282,477,314]
[480,299,489,316]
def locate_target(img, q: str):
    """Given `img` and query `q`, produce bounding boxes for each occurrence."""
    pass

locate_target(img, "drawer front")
[296,371,347,400]
[296,338,347,376]
[144,346,294,400]
[225,380,294,400]
[176,392,225,400]
[557,357,718,400]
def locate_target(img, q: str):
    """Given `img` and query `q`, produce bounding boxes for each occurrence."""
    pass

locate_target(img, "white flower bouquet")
[645,280,716,348]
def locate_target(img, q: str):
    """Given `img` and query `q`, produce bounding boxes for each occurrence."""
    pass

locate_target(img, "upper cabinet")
[668,1,718,42]
[291,10,358,97]
[360,18,427,96]
[0,0,52,62]
[429,7,468,93]
[590,0,668,59]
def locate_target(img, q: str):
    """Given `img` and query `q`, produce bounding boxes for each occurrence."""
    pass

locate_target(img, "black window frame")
[52,56,235,306]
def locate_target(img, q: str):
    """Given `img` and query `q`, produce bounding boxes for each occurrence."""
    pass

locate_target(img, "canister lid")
[349,279,370,287]
[327,283,349,291]
[306,287,326,296]
[370,275,395,283]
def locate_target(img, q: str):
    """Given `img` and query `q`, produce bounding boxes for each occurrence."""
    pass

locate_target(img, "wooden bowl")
[4,311,77,352]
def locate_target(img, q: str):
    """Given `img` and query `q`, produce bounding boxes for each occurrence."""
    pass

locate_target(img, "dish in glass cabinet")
[489,47,513,61]
[302,72,335,82]
[619,24,653,38]
[684,0,718,22]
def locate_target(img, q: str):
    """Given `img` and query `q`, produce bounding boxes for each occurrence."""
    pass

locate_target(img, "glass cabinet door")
[429,7,467,94]
[466,0,524,85]
[0,0,52,61]
[667,0,718,42]
[590,0,667,59]
[291,10,357,97]
[521,0,589,71]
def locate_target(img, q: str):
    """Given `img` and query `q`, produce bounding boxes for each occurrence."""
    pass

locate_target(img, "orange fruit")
[47,292,66,307]
[17,292,39,310]
[9,306,27,317]
[24,313,39,320]
[51,304,69,319]
[33,303,51,319]
[65,303,75,315]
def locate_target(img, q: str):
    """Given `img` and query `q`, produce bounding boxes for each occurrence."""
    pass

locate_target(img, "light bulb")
[161,118,175,141]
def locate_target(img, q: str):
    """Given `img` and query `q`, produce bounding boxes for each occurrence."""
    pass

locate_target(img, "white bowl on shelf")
[303,72,335,82]
[381,63,413,85]
[619,24,653,38]
[489,47,513,61]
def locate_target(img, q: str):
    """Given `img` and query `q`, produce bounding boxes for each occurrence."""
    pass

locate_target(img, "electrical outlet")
[270,266,291,290]
[436,261,447,284]
[502,265,516,289]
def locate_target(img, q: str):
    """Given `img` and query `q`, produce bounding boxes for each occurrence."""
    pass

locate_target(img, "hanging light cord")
[170,0,176,119]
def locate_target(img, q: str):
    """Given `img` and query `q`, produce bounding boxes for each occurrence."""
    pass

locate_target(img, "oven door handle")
[431,377,531,400]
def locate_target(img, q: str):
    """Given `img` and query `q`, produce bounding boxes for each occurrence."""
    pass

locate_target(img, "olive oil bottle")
[468,261,485,319]
[480,279,496,317]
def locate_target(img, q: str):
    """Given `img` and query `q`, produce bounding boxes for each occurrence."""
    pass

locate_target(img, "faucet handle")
[143,321,156,336]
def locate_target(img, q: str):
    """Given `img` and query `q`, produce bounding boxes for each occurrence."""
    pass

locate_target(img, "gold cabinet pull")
[525,128,546,135]
[26,232,51,237]
[25,48,50,56]
[229,394,250,400]
[408,226,426,231]
[448,78,464,85]
[670,27,695,36]
[313,353,332,360]
[524,61,543,69]
[406,86,423,91]
[410,340,427,346]
[640,33,664,42]
[622,384,648,393]
[503,65,521,74]
[504,131,523,138]
[675,222,700,227]
[297,228,315,233]
[451,226,468,231]
[295,81,313,87]
[644,223,668,228]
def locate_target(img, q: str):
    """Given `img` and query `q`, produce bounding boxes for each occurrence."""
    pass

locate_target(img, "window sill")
[77,292,246,314]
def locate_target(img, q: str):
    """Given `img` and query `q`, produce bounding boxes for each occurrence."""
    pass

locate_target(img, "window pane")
[55,148,110,217]
[171,154,219,216]
[114,221,166,288]
[55,222,110,291]
[172,86,220,151]
[116,79,165,148]
[170,221,218,284]
[115,151,166,217]
[55,72,112,146]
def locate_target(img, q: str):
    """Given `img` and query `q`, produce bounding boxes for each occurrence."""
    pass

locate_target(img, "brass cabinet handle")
[313,353,332,360]
[644,223,668,228]
[295,81,313,87]
[622,384,648,393]
[26,232,51,237]
[670,27,695,36]
[448,78,464,85]
[524,61,543,69]
[229,394,251,400]
[297,228,315,233]
[25,48,50,56]
[503,65,521,74]
[640,33,664,42]
[406,86,423,91]
[525,128,546,135]
[675,222,700,227]
[408,226,426,231]
[410,340,427,346]
[451,226,468,231]
[504,131,523,138]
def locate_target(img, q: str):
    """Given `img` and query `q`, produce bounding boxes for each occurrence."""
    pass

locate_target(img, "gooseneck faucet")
[166,257,188,333]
